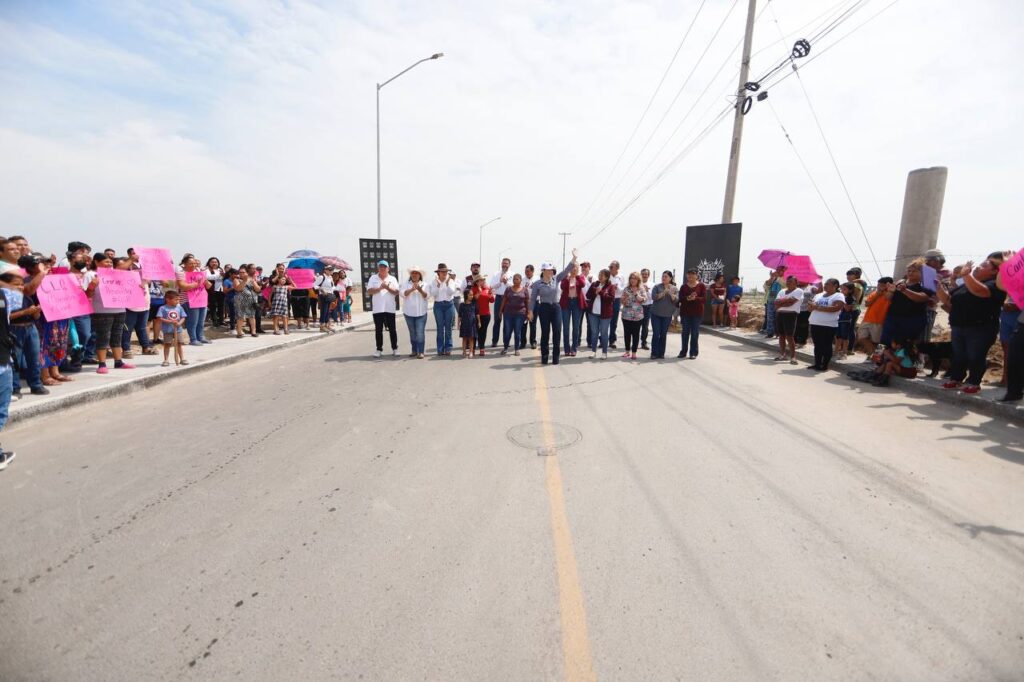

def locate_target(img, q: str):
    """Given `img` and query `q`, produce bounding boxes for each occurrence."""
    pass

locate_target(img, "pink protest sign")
[134,246,176,281]
[184,271,208,307]
[36,273,92,321]
[1001,248,1024,307]
[97,268,147,309]
[286,268,316,289]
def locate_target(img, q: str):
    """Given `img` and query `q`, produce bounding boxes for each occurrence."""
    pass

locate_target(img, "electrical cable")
[765,98,863,266]
[565,0,711,235]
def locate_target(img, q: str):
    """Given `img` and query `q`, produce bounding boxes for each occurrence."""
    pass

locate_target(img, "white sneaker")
[601,352,608,360]
[0,450,15,471]
[392,349,398,357]
[590,351,597,359]
[373,350,382,358]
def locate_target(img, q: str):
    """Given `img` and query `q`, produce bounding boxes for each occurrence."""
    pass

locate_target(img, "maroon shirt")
[679,282,706,317]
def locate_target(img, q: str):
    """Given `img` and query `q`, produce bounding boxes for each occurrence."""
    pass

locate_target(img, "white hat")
[407,265,427,280]
[540,261,555,272]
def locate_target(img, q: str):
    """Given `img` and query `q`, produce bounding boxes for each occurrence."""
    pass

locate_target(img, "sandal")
[773,356,786,362]
[161,361,170,367]
[181,359,190,365]
[56,374,74,382]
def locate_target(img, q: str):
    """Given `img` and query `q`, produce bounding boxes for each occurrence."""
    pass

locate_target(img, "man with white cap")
[528,250,577,365]
[366,259,399,358]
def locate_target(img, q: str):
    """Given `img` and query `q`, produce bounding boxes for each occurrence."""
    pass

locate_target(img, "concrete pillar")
[893,167,947,277]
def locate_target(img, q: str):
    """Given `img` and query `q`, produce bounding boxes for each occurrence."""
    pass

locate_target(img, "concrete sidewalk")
[8,312,374,424]
[703,325,1024,422]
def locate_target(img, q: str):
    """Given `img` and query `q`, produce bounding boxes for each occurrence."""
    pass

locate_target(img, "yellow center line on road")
[533,367,597,682]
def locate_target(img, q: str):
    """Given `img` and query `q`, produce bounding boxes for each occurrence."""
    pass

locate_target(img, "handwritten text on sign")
[97,268,147,309]
[134,246,176,281]
[36,273,92,321]
[286,268,316,289]
[1001,248,1024,307]
[184,271,208,307]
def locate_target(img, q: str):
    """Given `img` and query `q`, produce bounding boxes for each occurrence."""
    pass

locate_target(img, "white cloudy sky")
[1,0,1020,285]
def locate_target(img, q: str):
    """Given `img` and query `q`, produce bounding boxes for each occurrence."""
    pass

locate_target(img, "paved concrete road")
[2,321,1022,681]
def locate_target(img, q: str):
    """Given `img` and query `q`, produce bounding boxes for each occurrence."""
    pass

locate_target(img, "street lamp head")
[431,53,444,59]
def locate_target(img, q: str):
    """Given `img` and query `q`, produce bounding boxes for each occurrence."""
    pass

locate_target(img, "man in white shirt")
[428,262,460,356]
[639,268,654,350]
[608,260,626,348]
[489,258,511,347]
[315,266,336,332]
[522,263,537,349]
[366,260,399,357]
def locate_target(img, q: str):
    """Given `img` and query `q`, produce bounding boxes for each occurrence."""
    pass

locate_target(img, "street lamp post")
[377,52,444,239]
[478,216,501,265]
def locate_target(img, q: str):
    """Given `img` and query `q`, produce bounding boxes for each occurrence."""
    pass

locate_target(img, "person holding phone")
[881,258,932,347]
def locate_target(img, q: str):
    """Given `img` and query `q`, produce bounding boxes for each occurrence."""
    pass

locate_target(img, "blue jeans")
[433,301,455,354]
[588,313,610,353]
[561,298,583,353]
[650,314,670,358]
[405,314,427,354]
[185,306,207,343]
[319,294,335,325]
[12,325,42,390]
[503,313,525,350]
[0,365,12,432]
[680,314,702,357]
[491,295,504,345]
[949,325,998,386]
[881,315,926,346]
[609,299,621,345]
[764,302,776,335]
[122,309,152,351]
[67,314,93,365]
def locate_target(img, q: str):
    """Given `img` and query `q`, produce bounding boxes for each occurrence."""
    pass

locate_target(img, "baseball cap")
[377,259,389,267]
[923,249,945,261]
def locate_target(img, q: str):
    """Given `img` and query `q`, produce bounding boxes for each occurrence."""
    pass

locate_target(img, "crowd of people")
[363,246,1022,406]
[0,236,358,469]
[755,249,1021,402]
[2,235,1020,471]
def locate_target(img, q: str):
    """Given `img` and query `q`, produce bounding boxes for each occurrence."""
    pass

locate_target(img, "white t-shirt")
[609,273,626,292]
[315,274,335,295]
[367,273,399,313]
[775,287,802,313]
[428,277,460,303]
[400,280,429,317]
[0,261,20,275]
[809,292,846,327]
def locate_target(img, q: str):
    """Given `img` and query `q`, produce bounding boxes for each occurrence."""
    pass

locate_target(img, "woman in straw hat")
[401,265,430,358]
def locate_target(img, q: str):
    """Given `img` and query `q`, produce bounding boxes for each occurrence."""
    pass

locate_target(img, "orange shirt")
[861,290,891,324]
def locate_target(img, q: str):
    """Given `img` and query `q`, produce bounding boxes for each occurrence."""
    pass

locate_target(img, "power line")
[566,0,711,235]
[765,98,862,266]
[576,0,742,238]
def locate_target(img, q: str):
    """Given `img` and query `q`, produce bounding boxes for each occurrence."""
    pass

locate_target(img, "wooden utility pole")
[721,0,758,224]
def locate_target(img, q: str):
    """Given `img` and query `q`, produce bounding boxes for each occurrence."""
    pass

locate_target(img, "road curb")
[703,326,1024,423]
[8,319,375,425]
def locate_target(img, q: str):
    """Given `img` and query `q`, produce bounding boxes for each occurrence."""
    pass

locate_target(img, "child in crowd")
[834,282,855,360]
[157,290,188,367]
[343,293,352,323]
[459,287,478,357]
[728,297,739,328]
[872,339,918,386]
[726,276,743,328]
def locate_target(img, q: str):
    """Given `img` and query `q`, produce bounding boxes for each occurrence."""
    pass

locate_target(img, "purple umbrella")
[319,256,353,271]
[757,249,791,269]
[286,249,321,259]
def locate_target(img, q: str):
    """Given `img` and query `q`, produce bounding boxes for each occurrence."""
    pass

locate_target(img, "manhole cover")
[506,422,582,455]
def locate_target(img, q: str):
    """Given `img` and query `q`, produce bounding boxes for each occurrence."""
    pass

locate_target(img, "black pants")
[208,290,225,326]
[374,312,397,351]
[255,306,264,332]
[795,310,811,345]
[491,295,503,345]
[623,319,642,353]
[477,314,491,350]
[290,293,310,319]
[537,303,561,363]
[1006,322,1024,399]
[810,324,836,369]
[309,296,318,320]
